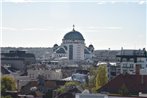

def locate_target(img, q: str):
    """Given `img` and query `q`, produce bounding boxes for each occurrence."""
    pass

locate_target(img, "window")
[69,45,73,60]
[137,58,142,62]
[123,64,127,68]
[130,64,133,68]
[122,58,127,62]
[130,58,134,62]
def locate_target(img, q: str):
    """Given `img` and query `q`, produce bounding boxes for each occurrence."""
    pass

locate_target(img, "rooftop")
[63,27,85,41]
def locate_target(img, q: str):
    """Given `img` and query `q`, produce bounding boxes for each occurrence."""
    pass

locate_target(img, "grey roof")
[1,66,11,74]
[116,49,147,57]
[84,48,91,54]
[55,47,66,54]
[63,46,67,50]
[1,50,35,58]
[63,29,85,41]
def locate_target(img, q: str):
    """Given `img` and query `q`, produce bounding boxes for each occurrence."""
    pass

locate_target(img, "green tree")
[56,81,80,94]
[96,64,108,89]
[81,66,108,93]
[65,81,80,87]
[56,86,66,94]
[1,75,16,95]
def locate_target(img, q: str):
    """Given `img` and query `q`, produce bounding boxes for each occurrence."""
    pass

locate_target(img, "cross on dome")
[73,24,75,31]
[63,25,85,41]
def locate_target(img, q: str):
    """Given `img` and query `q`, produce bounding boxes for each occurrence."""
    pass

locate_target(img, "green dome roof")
[63,29,85,41]
[56,47,66,53]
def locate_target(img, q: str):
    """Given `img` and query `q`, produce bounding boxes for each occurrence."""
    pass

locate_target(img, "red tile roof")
[97,74,147,94]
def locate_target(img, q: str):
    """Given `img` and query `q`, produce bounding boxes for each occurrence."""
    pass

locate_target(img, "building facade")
[1,50,36,70]
[27,65,62,80]
[116,48,147,75]
[52,26,94,63]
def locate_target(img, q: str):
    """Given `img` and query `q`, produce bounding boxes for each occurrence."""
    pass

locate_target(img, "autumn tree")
[56,81,80,94]
[1,75,16,95]
[88,67,98,93]
[95,64,108,89]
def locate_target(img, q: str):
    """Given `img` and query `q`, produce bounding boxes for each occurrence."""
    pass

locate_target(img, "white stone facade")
[62,41,85,61]
[118,58,147,75]
[116,49,147,75]
[52,27,94,62]
[27,69,62,80]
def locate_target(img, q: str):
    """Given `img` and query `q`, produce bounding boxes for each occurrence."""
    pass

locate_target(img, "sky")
[1,0,146,50]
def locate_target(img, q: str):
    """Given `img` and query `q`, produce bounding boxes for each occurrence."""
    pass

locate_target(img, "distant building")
[52,26,94,63]
[116,48,147,75]
[96,62,118,81]
[1,50,36,70]
[94,50,119,62]
[1,58,25,71]
[107,62,117,80]
[1,65,19,75]
[71,73,88,84]
[27,65,62,80]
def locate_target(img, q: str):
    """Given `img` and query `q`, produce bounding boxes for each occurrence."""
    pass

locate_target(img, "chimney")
[121,47,123,55]
[135,64,140,75]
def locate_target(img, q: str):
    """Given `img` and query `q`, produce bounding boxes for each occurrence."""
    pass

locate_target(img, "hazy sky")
[1,0,146,50]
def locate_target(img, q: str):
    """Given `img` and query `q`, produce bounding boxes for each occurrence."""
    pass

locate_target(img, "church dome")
[63,28,85,41]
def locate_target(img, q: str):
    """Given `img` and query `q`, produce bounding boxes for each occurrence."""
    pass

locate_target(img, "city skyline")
[1,0,146,50]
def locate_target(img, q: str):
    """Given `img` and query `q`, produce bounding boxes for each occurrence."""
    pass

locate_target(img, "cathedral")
[52,25,94,62]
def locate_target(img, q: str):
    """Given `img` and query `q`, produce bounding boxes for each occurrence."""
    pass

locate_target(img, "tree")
[64,81,80,87]
[119,83,130,96]
[95,64,108,89]
[88,67,98,93]
[56,86,66,95]
[1,75,16,95]
[56,81,80,94]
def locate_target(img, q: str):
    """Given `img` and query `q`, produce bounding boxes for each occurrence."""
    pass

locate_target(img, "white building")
[27,68,62,80]
[107,62,117,80]
[116,48,147,75]
[52,26,94,63]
